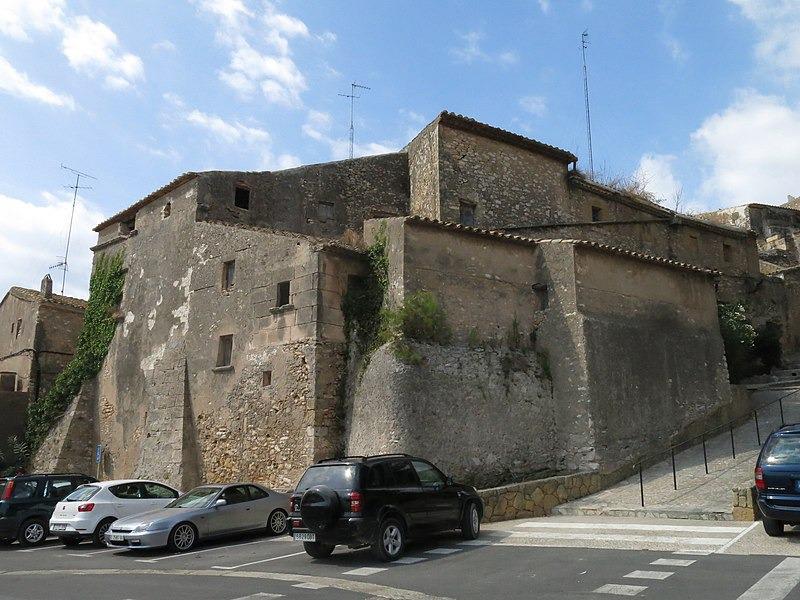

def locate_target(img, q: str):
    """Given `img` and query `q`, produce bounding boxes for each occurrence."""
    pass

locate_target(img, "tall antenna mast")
[52,164,96,295]
[338,81,370,159]
[581,30,595,178]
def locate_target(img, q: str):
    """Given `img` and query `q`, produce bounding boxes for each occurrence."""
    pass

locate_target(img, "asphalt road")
[2,516,800,600]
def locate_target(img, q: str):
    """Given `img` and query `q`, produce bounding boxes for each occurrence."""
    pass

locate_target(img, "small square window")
[216,335,233,367]
[0,373,16,392]
[459,201,476,226]
[262,371,272,387]
[318,201,335,221]
[121,217,136,234]
[222,260,235,291]
[591,206,603,222]
[276,281,290,307]
[723,242,733,263]
[162,201,171,218]
[234,186,250,210]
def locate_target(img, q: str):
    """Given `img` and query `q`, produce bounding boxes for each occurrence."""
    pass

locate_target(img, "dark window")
[0,372,15,392]
[723,243,733,263]
[763,434,800,465]
[110,483,142,499]
[44,478,74,500]
[15,319,22,338]
[411,460,445,486]
[591,206,603,222]
[222,260,235,291]
[389,460,420,487]
[10,322,14,334]
[459,201,476,226]
[65,485,100,502]
[532,283,549,310]
[162,202,171,218]
[247,485,268,500]
[234,186,250,209]
[366,463,393,488]
[121,217,136,234]
[262,370,272,386]
[216,335,233,367]
[142,482,178,499]
[221,485,251,504]
[11,480,40,500]
[318,201,335,221]
[296,465,358,492]
[276,281,290,307]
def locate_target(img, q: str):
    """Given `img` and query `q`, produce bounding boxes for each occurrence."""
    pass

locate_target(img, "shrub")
[379,290,451,364]
[718,303,757,383]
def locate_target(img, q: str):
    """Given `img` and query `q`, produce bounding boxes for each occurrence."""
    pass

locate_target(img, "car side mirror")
[214,498,227,507]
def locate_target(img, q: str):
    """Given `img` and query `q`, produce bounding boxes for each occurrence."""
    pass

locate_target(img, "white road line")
[424,548,462,555]
[517,522,745,534]
[593,583,648,596]
[716,521,760,554]
[458,540,492,546]
[67,548,120,557]
[229,594,284,600]
[508,532,729,545]
[136,537,278,563]
[292,582,327,589]
[211,551,307,570]
[342,567,387,576]
[736,557,800,600]
[624,570,674,581]
[673,550,712,556]
[650,558,696,567]
[18,544,62,553]
[394,557,428,564]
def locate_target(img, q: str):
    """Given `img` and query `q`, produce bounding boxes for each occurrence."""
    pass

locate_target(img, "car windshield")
[64,485,100,502]
[296,465,358,492]
[166,486,221,508]
[764,434,800,465]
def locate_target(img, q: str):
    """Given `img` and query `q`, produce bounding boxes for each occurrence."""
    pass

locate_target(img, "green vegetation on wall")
[25,253,125,451]
[380,290,452,364]
[0,435,29,476]
[718,302,782,383]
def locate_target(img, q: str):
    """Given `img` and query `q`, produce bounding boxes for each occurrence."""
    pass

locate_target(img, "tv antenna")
[338,81,370,159]
[581,30,595,178]
[50,164,96,295]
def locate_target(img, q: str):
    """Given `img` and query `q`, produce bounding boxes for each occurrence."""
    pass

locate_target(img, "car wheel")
[18,519,47,547]
[93,518,116,547]
[460,502,481,540]
[168,522,198,552]
[267,509,288,536]
[61,537,82,547]
[763,517,785,537]
[373,517,405,562]
[303,541,335,558]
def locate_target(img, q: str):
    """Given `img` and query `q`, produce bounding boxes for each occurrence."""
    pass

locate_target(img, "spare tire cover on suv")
[300,485,341,533]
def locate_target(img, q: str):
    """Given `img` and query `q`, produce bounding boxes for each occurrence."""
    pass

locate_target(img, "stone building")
[31,111,795,491]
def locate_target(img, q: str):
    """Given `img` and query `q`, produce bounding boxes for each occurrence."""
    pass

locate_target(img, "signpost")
[95,444,104,479]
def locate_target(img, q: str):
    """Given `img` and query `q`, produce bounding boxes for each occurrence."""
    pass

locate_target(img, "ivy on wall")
[25,253,125,451]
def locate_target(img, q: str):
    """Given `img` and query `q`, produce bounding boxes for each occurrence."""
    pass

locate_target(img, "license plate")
[51,524,67,531]
[293,532,316,542]
[107,533,124,542]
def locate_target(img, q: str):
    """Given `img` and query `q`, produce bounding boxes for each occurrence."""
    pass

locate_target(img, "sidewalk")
[553,386,800,520]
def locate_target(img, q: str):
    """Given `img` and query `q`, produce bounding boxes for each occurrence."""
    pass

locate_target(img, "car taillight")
[348,491,363,514]
[292,519,302,528]
[755,466,765,490]
[1,481,14,501]
[289,496,300,512]
[78,503,95,512]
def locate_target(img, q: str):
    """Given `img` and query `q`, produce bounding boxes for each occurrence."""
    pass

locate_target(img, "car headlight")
[133,521,162,532]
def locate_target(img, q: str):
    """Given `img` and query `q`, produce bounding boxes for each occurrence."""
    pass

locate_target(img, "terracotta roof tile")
[6,286,87,310]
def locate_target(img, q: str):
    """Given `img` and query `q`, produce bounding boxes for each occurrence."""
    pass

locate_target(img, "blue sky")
[1,0,799,298]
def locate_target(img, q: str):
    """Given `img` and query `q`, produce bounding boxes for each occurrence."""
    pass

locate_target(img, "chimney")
[41,274,53,298]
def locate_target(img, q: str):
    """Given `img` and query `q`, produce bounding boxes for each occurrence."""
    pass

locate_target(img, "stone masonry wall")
[406,121,440,220]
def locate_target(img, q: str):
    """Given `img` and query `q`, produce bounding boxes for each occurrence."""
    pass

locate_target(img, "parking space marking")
[229,594,284,599]
[212,551,307,570]
[67,548,120,557]
[18,544,63,553]
[292,582,328,589]
[508,531,735,546]
[458,540,492,546]
[593,583,648,596]
[136,537,278,563]
[424,548,461,555]
[342,567,387,576]
[650,558,696,567]
[394,557,428,564]
[517,522,747,534]
[717,522,760,554]
[673,550,712,555]
[624,570,674,580]
[735,557,800,600]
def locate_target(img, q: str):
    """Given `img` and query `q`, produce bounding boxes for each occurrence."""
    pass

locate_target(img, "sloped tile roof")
[5,286,87,310]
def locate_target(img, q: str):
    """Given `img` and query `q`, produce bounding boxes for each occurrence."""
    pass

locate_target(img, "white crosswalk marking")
[736,557,800,600]
[394,556,428,564]
[508,531,732,546]
[228,594,284,600]
[518,522,746,534]
[673,550,712,555]
[624,570,674,580]
[650,558,696,567]
[292,582,327,589]
[424,548,462,555]
[342,567,387,576]
[593,583,648,596]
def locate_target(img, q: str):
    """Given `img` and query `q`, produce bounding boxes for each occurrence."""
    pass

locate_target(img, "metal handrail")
[636,385,800,507]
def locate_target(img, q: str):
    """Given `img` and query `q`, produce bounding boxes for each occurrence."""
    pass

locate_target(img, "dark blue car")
[755,424,800,536]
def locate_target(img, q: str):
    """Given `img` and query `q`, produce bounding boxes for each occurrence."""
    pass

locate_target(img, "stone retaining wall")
[732,485,761,521]
[479,471,601,522]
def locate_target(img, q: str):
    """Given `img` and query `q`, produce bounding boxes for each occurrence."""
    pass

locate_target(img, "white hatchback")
[49,480,180,546]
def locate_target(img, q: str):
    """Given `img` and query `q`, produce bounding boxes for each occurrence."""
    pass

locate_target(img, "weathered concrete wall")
[345,343,555,488]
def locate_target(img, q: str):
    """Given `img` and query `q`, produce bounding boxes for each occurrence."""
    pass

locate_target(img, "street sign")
[95,444,103,464]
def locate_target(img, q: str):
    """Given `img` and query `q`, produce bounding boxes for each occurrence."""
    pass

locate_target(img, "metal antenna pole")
[581,30,595,178]
[55,164,96,295]
[338,81,370,159]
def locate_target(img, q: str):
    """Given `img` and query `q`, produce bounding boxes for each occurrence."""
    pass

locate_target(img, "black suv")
[289,454,483,561]
[0,473,96,546]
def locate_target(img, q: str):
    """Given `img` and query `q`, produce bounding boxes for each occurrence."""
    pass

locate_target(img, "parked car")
[0,473,97,546]
[756,423,800,536]
[106,483,289,551]
[288,454,483,561]
[49,479,180,547]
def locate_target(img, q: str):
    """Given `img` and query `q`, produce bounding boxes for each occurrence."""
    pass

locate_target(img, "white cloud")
[519,95,547,117]
[663,35,689,62]
[538,0,551,13]
[264,11,309,38]
[61,16,144,90]
[152,40,177,52]
[0,190,104,298]
[450,31,518,66]
[0,56,75,109]
[137,143,181,162]
[317,31,337,44]
[302,108,397,160]
[691,90,800,206]
[260,151,302,170]
[730,0,800,78]
[185,109,270,144]
[0,0,65,41]
[634,153,682,203]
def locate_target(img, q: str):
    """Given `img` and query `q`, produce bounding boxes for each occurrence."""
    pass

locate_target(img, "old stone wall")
[34,303,83,400]
[406,121,440,220]
[0,391,28,465]
[345,343,555,488]
[0,293,38,393]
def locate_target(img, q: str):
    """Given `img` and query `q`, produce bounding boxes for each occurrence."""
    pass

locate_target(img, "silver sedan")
[106,483,289,551]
